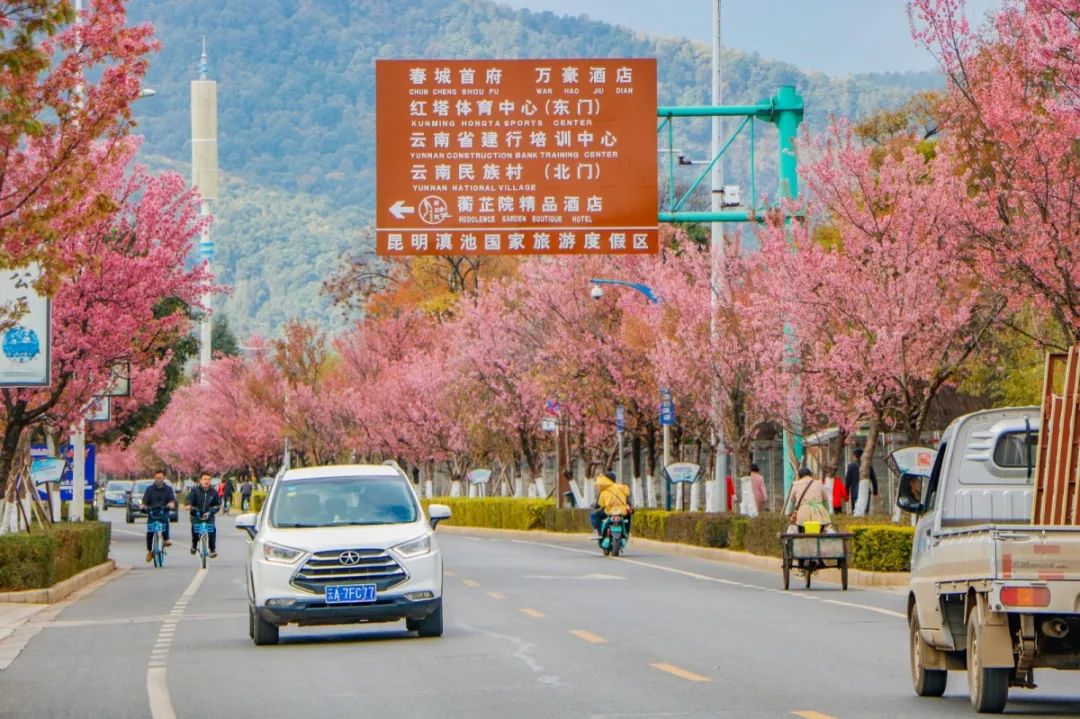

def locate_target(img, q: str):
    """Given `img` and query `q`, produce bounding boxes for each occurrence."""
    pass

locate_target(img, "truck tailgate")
[997,528,1080,582]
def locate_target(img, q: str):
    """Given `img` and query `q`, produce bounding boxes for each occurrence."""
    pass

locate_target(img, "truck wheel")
[910,611,947,697]
[841,562,849,591]
[125,511,134,524]
[252,610,279,646]
[248,604,255,639]
[967,611,1008,713]
[413,602,443,638]
[782,561,790,590]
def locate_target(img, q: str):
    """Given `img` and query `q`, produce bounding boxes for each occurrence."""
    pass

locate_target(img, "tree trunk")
[644,422,656,480]
[0,401,28,498]
[630,434,642,481]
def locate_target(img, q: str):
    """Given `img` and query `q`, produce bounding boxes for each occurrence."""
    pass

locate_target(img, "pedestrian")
[748,463,768,513]
[239,477,253,511]
[784,467,831,531]
[845,448,878,516]
[830,475,848,514]
[220,475,235,513]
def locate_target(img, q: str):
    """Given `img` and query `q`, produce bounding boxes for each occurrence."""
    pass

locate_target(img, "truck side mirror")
[896,495,924,515]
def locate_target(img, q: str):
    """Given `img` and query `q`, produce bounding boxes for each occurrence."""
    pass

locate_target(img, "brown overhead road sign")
[375,58,658,256]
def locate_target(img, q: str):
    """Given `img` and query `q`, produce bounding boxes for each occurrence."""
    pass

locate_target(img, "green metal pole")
[774,84,804,497]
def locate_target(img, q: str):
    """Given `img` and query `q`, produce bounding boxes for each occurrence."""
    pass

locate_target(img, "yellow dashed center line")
[792,712,837,719]
[519,607,546,619]
[462,579,479,588]
[444,570,457,577]
[486,591,506,600]
[569,629,607,644]
[650,662,711,682]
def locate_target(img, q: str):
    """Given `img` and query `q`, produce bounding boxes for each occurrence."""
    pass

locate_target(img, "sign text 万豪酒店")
[376,59,658,256]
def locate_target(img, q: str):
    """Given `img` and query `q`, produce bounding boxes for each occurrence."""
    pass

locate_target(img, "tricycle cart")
[779,531,853,590]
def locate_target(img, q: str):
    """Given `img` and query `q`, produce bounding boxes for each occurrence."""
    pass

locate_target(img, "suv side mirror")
[235,512,258,540]
[428,503,451,529]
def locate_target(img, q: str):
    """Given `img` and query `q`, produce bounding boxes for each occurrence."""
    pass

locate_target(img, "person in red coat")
[831,476,849,514]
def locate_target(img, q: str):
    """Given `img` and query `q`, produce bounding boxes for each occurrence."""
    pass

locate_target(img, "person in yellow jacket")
[591,471,632,536]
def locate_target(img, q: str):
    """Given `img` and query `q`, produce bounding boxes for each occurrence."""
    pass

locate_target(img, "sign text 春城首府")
[376,59,658,256]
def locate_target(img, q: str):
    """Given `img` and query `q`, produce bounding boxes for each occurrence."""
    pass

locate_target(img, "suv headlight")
[261,541,305,564]
[393,535,432,559]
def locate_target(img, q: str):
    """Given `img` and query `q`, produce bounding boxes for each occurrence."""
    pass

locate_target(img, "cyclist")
[142,470,176,562]
[186,471,222,558]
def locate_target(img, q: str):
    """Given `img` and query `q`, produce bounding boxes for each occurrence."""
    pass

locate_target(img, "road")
[1,514,1078,719]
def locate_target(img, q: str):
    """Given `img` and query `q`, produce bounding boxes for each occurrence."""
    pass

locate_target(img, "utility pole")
[191,38,219,381]
[709,0,728,512]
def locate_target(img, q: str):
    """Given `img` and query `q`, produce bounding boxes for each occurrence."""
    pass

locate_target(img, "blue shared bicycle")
[146,508,169,568]
[193,514,215,569]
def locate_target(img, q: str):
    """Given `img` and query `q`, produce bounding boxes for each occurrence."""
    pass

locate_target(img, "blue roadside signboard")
[31,443,95,502]
[659,388,675,426]
[615,404,625,433]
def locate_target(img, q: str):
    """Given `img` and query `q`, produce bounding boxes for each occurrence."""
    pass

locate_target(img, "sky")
[496,0,1003,76]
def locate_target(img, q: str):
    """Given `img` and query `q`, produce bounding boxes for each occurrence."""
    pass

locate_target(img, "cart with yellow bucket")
[779,522,853,590]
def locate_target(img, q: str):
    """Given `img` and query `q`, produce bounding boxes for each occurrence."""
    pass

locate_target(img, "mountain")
[127,0,941,338]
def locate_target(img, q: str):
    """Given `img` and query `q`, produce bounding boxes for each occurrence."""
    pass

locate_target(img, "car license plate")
[325,584,377,605]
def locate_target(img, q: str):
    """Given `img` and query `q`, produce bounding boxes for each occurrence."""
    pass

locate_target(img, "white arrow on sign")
[389,200,415,220]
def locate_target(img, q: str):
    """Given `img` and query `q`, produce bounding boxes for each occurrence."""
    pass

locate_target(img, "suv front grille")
[291,548,408,593]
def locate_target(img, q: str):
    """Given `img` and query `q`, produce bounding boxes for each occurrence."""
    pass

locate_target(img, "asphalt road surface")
[1,513,1078,719]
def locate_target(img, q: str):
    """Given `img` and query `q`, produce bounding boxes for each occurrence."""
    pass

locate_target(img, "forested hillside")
[128,0,940,337]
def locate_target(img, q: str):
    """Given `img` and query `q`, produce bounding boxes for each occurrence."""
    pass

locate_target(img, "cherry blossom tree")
[911,0,1080,344]
[752,121,1004,486]
[0,140,213,492]
[1,0,158,290]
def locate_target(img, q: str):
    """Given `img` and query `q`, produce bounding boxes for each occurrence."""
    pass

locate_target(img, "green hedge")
[0,521,111,591]
[425,497,913,572]
[422,497,548,530]
[250,491,268,513]
[850,525,915,572]
[60,502,98,521]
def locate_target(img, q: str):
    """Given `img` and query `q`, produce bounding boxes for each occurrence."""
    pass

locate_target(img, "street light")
[587,277,673,510]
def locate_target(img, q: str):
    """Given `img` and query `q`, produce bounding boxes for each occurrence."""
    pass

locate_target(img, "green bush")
[422,497,549,530]
[849,525,914,572]
[0,521,111,591]
[543,507,593,533]
[59,502,99,521]
[0,532,54,590]
[250,491,268,513]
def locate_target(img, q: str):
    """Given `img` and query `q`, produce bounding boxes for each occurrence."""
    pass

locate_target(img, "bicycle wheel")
[200,533,208,570]
[152,532,164,568]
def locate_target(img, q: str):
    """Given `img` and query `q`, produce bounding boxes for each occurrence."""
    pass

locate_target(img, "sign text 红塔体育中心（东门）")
[375,59,658,256]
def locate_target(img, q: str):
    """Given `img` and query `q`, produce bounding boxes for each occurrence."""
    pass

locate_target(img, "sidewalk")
[0,562,126,671]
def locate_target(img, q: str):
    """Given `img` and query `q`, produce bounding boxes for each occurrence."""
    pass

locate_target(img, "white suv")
[236,463,451,646]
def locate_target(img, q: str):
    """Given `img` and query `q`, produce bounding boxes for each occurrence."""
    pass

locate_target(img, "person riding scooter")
[591,471,632,539]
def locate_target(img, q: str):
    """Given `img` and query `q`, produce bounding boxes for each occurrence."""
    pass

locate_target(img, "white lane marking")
[510,540,906,620]
[146,568,208,719]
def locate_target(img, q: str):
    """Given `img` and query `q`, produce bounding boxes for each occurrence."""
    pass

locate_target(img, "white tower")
[191,38,219,380]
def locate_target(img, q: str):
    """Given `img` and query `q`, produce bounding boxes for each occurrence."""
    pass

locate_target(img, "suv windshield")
[133,480,153,493]
[106,482,129,492]
[269,475,418,528]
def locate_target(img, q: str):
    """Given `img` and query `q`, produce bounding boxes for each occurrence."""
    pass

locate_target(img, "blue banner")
[32,443,96,502]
